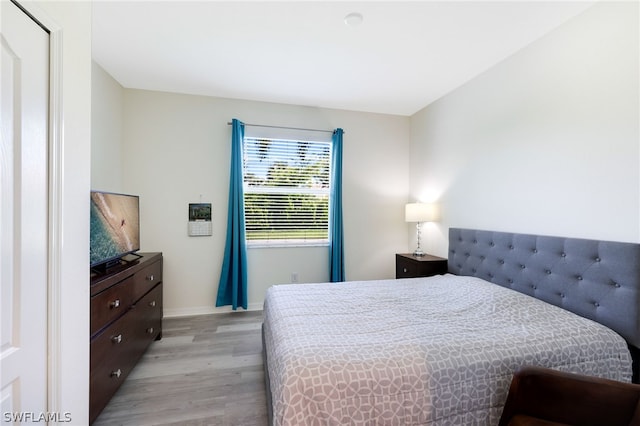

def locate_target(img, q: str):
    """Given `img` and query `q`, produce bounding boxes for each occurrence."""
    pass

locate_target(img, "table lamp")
[405,202,438,257]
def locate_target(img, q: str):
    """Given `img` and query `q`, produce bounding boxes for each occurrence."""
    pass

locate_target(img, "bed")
[262,228,640,425]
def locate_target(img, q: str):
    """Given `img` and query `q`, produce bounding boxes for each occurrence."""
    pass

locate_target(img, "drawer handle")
[403,268,408,273]
[147,274,154,282]
[110,299,121,309]
[111,369,122,379]
[149,300,156,307]
[147,327,154,334]
[111,334,122,344]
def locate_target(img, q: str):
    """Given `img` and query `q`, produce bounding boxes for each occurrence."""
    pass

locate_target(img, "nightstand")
[395,253,447,278]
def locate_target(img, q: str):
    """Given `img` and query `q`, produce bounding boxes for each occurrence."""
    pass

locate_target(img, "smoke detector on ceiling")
[344,12,364,27]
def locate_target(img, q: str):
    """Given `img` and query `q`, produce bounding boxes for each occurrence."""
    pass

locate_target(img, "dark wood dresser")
[90,252,163,424]
[395,253,447,278]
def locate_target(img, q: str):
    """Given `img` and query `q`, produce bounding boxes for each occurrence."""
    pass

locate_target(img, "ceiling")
[92,1,595,116]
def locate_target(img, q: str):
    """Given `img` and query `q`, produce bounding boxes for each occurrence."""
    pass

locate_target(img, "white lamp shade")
[405,203,438,223]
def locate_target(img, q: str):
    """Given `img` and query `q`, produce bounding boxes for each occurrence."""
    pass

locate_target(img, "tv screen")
[90,191,140,268]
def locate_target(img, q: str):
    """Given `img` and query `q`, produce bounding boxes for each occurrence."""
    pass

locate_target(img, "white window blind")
[243,137,332,245]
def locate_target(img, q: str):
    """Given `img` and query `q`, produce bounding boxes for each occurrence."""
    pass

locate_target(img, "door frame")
[12,0,64,415]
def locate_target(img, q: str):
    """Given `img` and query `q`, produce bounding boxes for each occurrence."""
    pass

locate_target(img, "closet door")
[1,0,50,419]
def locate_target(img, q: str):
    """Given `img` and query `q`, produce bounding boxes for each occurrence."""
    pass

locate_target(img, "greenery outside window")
[242,137,332,246]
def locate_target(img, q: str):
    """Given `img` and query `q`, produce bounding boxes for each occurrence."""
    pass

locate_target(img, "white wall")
[410,1,640,258]
[28,0,92,423]
[120,90,410,314]
[91,61,124,191]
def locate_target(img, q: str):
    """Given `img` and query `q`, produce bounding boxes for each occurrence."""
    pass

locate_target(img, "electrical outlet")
[290,272,299,283]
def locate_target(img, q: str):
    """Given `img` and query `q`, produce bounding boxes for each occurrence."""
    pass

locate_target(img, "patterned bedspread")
[262,274,632,425]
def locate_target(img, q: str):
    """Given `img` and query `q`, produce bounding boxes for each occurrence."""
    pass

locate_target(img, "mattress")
[262,274,632,425]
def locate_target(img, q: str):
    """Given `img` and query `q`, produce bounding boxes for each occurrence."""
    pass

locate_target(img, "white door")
[1,1,50,423]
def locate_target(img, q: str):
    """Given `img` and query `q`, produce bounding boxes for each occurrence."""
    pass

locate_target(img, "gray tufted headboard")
[448,228,640,350]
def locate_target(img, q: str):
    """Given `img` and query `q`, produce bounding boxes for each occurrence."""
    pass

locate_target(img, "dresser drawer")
[90,308,137,373]
[396,254,447,278]
[131,258,162,302]
[90,278,134,335]
[89,308,139,422]
[396,255,414,278]
[132,284,163,353]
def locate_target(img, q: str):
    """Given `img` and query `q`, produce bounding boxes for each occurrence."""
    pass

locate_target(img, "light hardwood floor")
[93,311,268,426]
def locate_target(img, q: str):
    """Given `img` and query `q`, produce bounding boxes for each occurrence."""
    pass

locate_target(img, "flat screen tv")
[90,190,140,269]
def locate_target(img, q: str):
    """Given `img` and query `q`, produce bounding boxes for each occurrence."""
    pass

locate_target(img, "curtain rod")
[226,122,341,134]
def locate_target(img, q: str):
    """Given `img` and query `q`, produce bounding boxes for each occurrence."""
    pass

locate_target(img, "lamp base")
[413,249,426,257]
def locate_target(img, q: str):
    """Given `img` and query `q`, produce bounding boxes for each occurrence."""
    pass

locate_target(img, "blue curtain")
[329,128,345,282]
[216,119,248,309]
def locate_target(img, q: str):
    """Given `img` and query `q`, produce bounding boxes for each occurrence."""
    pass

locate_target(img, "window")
[242,137,332,246]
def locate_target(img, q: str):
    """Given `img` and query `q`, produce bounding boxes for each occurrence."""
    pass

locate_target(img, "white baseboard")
[163,302,263,318]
